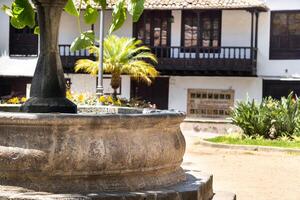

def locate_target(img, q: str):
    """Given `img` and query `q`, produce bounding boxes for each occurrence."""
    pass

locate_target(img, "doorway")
[130,77,169,109]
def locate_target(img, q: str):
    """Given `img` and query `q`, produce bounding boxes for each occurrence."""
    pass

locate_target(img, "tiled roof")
[76,0,268,11]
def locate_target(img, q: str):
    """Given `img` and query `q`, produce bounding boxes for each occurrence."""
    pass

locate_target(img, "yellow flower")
[66,90,73,100]
[107,96,114,104]
[114,99,122,106]
[78,94,85,103]
[7,97,20,104]
[20,97,27,103]
[99,95,107,103]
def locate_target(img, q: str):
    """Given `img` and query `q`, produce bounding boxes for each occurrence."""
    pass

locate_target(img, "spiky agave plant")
[75,35,158,98]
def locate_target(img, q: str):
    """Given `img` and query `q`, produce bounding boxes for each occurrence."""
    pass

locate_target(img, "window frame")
[181,10,222,51]
[269,10,300,60]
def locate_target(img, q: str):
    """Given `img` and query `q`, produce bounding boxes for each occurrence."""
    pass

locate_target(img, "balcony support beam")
[250,10,254,63]
[255,11,259,52]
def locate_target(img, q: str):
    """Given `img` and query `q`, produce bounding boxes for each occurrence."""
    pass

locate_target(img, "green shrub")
[231,93,300,139]
[231,99,271,138]
[270,94,299,138]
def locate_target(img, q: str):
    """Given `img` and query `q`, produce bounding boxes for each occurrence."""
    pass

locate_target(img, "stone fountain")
[0,0,233,199]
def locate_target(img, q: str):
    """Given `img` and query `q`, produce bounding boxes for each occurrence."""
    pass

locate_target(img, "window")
[133,10,171,57]
[270,11,300,59]
[187,89,234,119]
[263,80,300,99]
[133,10,171,47]
[181,10,221,49]
[9,21,38,56]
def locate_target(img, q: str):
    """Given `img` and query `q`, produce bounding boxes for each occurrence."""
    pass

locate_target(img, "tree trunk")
[110,73,121,100]
[20,0,77,113]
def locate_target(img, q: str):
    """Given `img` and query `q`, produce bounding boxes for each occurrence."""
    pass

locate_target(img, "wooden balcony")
[151,46,257,76]
[59,44,257,76]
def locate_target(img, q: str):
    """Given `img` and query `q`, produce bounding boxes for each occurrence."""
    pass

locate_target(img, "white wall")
[94,10,133,38]
[0,0,10,57]
[171,10,252,47]
[59,10,133,44]
[0,0,38,77]
[170,10,253,59]
[171,10,182,46]
[257,0,300,78]
[169,76,263,112]
[221,10,252,47]
[59,13,91,44]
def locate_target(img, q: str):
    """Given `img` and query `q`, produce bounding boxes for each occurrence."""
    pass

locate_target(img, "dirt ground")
[182,131,300,200]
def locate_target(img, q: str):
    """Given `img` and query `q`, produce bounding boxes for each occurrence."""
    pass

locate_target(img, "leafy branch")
[1,0,144,51]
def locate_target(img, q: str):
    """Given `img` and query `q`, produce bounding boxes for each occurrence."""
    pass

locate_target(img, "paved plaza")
[182,129,300,200]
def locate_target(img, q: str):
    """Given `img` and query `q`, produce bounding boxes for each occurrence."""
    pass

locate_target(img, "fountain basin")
[0,112,186,193]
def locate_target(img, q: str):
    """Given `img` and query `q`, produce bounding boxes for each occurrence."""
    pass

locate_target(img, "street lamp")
[96,9,105,100]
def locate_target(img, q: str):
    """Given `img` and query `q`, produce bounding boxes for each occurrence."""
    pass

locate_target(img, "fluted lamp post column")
[96,9,104,100]
[20,0,77,113]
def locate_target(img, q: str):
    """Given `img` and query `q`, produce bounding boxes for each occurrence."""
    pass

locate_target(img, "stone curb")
[196,139,300,154]
[212,191,236,200]
[0,171,214,200]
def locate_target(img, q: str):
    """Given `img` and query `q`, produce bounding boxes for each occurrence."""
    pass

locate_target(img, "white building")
[1,0,300,118]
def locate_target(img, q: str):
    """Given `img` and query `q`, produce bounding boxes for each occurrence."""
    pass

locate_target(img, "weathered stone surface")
[0,171,214,200]
[0,112,186,193]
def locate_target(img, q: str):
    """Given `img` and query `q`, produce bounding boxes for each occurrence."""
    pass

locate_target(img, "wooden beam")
[250,11,254,64]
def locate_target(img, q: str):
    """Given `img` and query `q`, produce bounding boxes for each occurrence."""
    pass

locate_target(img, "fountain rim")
[0,111,185,126]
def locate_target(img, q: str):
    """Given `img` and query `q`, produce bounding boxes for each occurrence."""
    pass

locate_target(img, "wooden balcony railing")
[59,44,257,76]
[151,46,257,76]
[59,44,94,73]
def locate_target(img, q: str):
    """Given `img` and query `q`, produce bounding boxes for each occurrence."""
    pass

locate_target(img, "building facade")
[0,0,300,118]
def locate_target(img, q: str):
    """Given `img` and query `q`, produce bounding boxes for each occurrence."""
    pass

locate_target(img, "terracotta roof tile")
[76,0,268,11]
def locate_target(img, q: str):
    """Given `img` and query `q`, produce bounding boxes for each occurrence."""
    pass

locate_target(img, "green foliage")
[271,94,299,138]
[71,30,95,52]
[1,5,13,16]
[231,93,300,139]
[2,0,35,29]
[109,0,127,34]
[94,0,107,9]
[127,0,144,22]
[84,5,99,24]
[1,0,145,49]
[231,99,271,138]
[65,0,79,17]
[34,26,40,34]
[206,135,300,149]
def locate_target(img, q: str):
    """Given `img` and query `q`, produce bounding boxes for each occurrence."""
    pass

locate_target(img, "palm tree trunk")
[110,73,121,100]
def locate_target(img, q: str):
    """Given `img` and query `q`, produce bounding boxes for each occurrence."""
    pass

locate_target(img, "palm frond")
[75,59,99,76]
[74,35,159,86]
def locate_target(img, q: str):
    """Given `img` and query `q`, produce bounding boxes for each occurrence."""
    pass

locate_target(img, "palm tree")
[75,35,159,98]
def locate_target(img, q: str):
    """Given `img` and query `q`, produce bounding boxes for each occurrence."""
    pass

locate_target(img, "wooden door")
[131,77,169,109]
